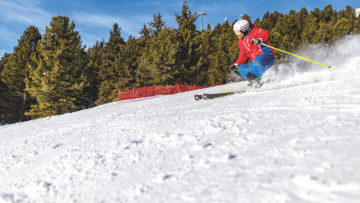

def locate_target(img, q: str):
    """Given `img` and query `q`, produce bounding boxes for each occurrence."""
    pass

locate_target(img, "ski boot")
[246,73,263,88]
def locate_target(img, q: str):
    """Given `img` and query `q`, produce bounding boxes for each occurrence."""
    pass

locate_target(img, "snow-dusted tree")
[26,16,88,118]
[1,26,41,122]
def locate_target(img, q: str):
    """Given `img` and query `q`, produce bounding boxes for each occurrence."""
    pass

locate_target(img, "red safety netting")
[117,84,212,101]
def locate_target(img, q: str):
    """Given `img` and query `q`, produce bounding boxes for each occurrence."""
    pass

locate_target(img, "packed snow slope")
[1,35,360,203]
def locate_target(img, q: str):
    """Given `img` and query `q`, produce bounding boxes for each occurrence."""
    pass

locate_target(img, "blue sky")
[0,0,359,56]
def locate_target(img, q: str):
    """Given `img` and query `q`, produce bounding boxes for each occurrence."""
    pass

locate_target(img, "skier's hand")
[228,64,238,72]
[251,38,262,45]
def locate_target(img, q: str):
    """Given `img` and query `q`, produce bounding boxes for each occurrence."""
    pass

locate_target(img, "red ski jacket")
[235,25,275,65]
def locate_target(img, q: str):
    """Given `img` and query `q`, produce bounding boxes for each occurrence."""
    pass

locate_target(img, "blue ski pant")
[237,43,275,80]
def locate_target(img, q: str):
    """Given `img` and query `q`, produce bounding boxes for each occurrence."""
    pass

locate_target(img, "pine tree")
[269,14,288,59]
[208,36,229,85]
[314,22,334,43]
[261,11,282,32]
[136,12,170,86]
[192,28,214,85]
[0,54,11,124]
[299,7,309,22]
[333,18,353,38]
[96,23,125,105]
[139,24,151,44]
[338,6,356,35]
[149,13,166,37]
[257,12,269,29]
[118,36,141,89]
[174,0,199,84]
[242,14,251,22]
[320,5,337,24]
[0,26,41,122]
[254,18,261,27]
[25,16,88,118]
[301,13,319,44]
[338,6,355,20]
[208,21,238,85]
[83,41,104,106]
[283,10,299,48]
[137,27,179,86]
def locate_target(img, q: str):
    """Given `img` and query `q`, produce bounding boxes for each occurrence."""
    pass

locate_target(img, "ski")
[194,89,247,100]
[194,94,203,100]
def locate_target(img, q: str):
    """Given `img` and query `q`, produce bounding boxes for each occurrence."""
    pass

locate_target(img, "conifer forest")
[1,2,359,124]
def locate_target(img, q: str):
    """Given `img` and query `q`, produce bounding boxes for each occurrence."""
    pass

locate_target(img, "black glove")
[251,38,262,45]
[228,64,238,72]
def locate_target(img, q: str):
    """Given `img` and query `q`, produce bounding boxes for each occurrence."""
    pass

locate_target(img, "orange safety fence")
[117,84,212,101]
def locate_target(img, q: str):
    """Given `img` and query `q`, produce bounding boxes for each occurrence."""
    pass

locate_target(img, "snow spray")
[262,34,360,89]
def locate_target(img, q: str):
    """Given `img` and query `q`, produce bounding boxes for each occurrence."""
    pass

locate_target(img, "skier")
[229,19,275,86]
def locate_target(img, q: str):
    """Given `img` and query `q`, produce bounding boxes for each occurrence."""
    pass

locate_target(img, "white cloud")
[0,49,7,57]
[0,0,51,28]
[74,13,123,28]
[73,12,153,37]
[0,27,17,40]
[0,27,19,54]
[0,0,52,55]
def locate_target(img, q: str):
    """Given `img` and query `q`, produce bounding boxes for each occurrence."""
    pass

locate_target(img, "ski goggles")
[234,30,242,36]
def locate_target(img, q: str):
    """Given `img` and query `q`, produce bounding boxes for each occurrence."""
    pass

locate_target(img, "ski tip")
[194,95,203,101]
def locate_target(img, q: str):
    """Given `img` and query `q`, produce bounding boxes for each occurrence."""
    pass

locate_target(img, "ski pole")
[260,43,334,69]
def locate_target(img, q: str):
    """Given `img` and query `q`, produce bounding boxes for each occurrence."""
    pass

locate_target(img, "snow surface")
[1,35,360,203]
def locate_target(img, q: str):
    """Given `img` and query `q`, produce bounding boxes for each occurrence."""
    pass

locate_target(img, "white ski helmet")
[233,19,249,35]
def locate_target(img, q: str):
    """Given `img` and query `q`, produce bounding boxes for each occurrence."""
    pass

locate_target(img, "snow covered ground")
[1,35,360,203]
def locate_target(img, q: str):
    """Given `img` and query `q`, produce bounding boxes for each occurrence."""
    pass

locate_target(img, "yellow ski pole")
[260,43,334,69]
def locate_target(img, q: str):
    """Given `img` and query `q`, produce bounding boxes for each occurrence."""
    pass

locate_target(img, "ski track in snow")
[1,35,360,203]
